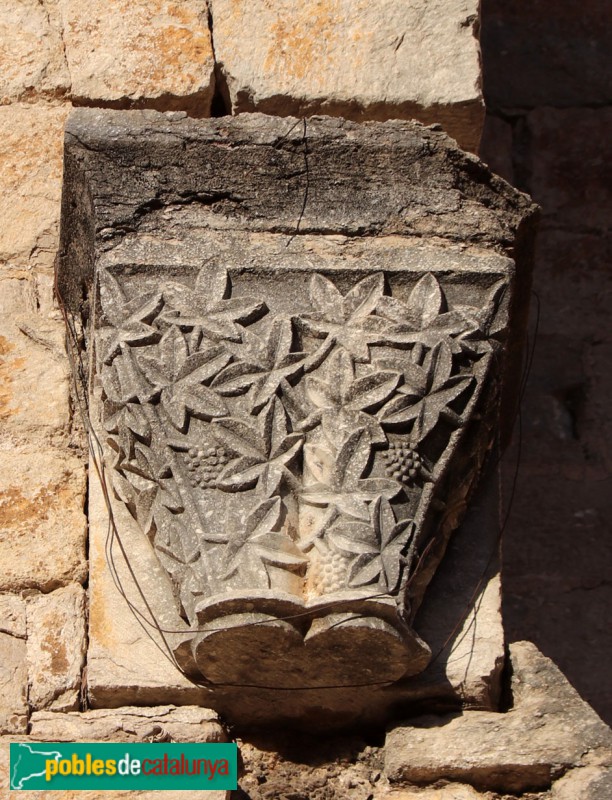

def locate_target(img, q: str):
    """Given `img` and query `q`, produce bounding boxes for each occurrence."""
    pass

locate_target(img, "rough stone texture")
[0,595,28,734]
[59,110,536,726]
[551,765,612,800]
[0,104,69,289]
[481,0,612,109]
[0,449,87,592]
[385,642,612,793]
[0,314,71,446]
[58,0,215,113]
[479,103,612,727]
[377,787,486,800]
[237,734,383,800]
[209,0,483,152]
[86,457,505,726]
[0,739,230,800]
[86,467,212,710]
[0,0,70,104]
[26,584,87,712]
[29,704,227,742]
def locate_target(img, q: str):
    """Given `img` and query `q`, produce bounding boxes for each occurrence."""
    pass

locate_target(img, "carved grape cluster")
[384,442,422,485]
[184,446,230,489]
[307,550,350,596]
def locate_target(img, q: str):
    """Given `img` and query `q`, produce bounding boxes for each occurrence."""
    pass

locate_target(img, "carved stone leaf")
[345,370,401,412]
[160,267,266,340]
[102,349,157,404]
[327,521,379,556]
[97,271,163,364]
[349,554,384,588]
[309,274,343,319]
[212,418,267,460]
[342,273,385,319]
[407,273,444,328]
[331,428,372,489]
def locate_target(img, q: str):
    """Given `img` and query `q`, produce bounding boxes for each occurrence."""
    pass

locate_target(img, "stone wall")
[0,0,610,796]
[480,0,612,726]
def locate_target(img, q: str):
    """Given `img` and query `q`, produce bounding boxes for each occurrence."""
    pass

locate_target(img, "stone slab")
[0,0,70,104]
[385,641,612,793]
[26,585,86,712]
[0,448,87,593]
[0,314,71,447]
[0,104,69,279]
[58,0,215,113]
[209,0,483,152]
[0,595,28,735]
[29,705,227,743]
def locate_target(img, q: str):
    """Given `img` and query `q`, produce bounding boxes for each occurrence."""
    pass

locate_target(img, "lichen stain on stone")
[264,1,341,86]
[88,546,115,649]
[0,334,23,419]
[41,625,69,676]
[0,475,74,529]
[147,25,212,86]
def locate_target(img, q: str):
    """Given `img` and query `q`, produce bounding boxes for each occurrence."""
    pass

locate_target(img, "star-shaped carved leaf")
[115,443,186,543]
[301,428,400,521]
[159,266,266,342]
[97,270,163,365]
[379,340,474,441]
[326,497,415,593]
[137,326,230,431]
[301,347,399,444]
[294,273,392,362]
[213,396,303,496]
[212,318,307,412]
[375,273,482,351]
[103,400,151,463]
[221,497,307,582]
[101,346,158,406]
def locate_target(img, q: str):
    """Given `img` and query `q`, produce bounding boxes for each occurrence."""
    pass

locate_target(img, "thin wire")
[426,290,540,667]
[57,278,540,692]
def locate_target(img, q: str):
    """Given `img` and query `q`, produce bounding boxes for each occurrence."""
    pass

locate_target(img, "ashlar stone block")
[58,110,536,726]
[0,595,28,734]
[209,0,484,152]
[57,0,215,113]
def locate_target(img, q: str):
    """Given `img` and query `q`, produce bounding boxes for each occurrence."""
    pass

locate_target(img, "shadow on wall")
[479,0,612,726]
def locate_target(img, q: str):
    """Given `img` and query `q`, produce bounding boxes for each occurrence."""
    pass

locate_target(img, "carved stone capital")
[58,110,537,723]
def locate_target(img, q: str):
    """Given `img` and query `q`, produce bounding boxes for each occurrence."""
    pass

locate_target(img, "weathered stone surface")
[551,765,612,800]
[60,110,535,726]
[519,108,612,234]
[0,314,71,446]
[0,0,70,104]
[58,0,215,113]
[0,105,69,282]
[209,0,483,152]
[87,458,504,726]
[481,0,612,109]
[0,450,86,592]
[26,584,86,712]
[0,595,28,734]
[377,786,486,800]
[29,704,227,742]
[0,738,230,800]
[86,466,212,709]
[385,641,612,793]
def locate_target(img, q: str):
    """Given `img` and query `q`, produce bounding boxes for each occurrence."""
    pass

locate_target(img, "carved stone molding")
[58,110,537,722]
